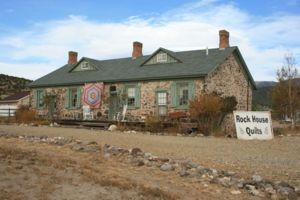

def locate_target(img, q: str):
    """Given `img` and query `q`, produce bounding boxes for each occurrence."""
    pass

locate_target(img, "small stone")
[160,163,174,171]
[250,189,260,196]
[252,175,263,182]
[144,152,152,160]
[245,184,256,191]
[131,148,143,156]
[181,159,198,169]
[230,190,241,195]
[108,124,117,131]
[179,169,189,177]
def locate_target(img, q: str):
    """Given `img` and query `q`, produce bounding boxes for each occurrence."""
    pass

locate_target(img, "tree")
[272,53,300,128]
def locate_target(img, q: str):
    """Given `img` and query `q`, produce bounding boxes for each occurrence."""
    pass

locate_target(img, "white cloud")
[0,0,299,81]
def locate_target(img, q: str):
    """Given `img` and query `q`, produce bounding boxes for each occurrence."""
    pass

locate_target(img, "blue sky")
[0,0,299,81]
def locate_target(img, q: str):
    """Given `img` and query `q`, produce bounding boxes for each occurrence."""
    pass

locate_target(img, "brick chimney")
[132,41,143,59]
[219,30,230,49]
[68,51,78,64]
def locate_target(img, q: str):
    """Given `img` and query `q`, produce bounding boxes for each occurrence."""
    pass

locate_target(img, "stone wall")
[205,53,253,134]
[30,79,204,121]
[205,54,252,110]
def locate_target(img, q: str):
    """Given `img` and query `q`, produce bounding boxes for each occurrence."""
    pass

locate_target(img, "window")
[81,61,89,70]
[65,87,81,109]
[36,90,44,108]
[157,91,167,116]
[157,52,167,63]
[70,88,78,108]
[171,81,195,108]
[127,87,136,106]
[178,83,189,106]
[124,84,140,109]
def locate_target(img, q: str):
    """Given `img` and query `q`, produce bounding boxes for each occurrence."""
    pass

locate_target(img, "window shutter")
[64,89,69,109]
[135,85,141,108]
[171,82,177,107]
[76,87,81,108]
[188,81,195,100]
[41,90,45,108]
[33,90,38,108]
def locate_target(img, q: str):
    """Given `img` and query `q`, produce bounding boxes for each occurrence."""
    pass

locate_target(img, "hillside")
[0,74,32,100]
[252,81,277,110]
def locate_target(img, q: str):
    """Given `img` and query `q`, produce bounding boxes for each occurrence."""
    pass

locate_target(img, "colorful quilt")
[82,83,103,108]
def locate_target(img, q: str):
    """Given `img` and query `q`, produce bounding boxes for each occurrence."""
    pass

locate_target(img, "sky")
[0,0,299,81]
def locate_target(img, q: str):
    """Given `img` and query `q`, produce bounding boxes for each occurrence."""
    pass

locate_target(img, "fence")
[0,106,17,117]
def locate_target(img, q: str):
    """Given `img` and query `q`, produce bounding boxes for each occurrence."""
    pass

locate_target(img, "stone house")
[28,30,255,124]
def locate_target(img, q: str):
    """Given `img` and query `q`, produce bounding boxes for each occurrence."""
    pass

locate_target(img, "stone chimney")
[132,41,143,59]
[219,30,230,49]
[68,51,78,64]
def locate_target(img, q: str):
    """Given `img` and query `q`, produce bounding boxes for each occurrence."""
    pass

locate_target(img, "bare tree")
[272,52,299,128]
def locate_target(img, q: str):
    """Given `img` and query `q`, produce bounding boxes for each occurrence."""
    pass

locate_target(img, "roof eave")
[28,74,207,88]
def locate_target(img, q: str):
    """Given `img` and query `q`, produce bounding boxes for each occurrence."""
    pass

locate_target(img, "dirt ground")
[0,124,300,199]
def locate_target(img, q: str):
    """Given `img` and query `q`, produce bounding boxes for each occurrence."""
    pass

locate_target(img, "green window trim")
[65,87,82,109]
[170,80,195,109]
[35,89,45,109]
[124,84,141,109]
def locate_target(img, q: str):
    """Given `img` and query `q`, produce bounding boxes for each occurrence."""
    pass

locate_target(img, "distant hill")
[252,81,277,110]
[0,74,32,100]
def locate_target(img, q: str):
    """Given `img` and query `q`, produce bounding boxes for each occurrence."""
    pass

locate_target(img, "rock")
[148,155,159,161]
[230,190,241,195]
[81,141,97,145]
[252,175,263,182]
[108,124,117,131]
[130,148,143,156]
[144,152,152,159]
[264,184,276,194]
[250,189,260,196]
[179,169,189,177]
[182,160,198,169]
[130,157,145,166]
[160,163,174,171]
[245,184,256,191]
[72,144,101,152]
[278,186,295,197]
[218,177,232,187]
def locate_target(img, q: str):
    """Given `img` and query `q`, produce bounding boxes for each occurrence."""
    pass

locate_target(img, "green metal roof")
[28,46,256,88]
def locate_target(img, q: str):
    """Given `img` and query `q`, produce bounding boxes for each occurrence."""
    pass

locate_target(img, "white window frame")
[157,52,167,63]
[81,61,89,70]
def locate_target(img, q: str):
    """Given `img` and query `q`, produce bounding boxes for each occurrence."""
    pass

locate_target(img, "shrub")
[189,93,222,135]
[189,93,237,136]
[145,115,163,133]
[15,105,36,123]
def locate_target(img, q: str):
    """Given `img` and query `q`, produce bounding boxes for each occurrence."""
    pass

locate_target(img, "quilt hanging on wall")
[82,82,104,108]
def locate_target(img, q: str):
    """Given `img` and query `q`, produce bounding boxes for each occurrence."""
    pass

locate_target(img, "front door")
[108,92,119,120]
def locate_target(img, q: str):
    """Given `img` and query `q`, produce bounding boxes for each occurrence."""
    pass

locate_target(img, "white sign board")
[233,111,273,140]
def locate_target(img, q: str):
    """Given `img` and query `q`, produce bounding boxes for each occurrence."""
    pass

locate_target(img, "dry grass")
[0,138,181,200]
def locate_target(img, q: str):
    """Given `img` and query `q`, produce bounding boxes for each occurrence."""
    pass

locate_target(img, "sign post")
[233,111,274,140]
